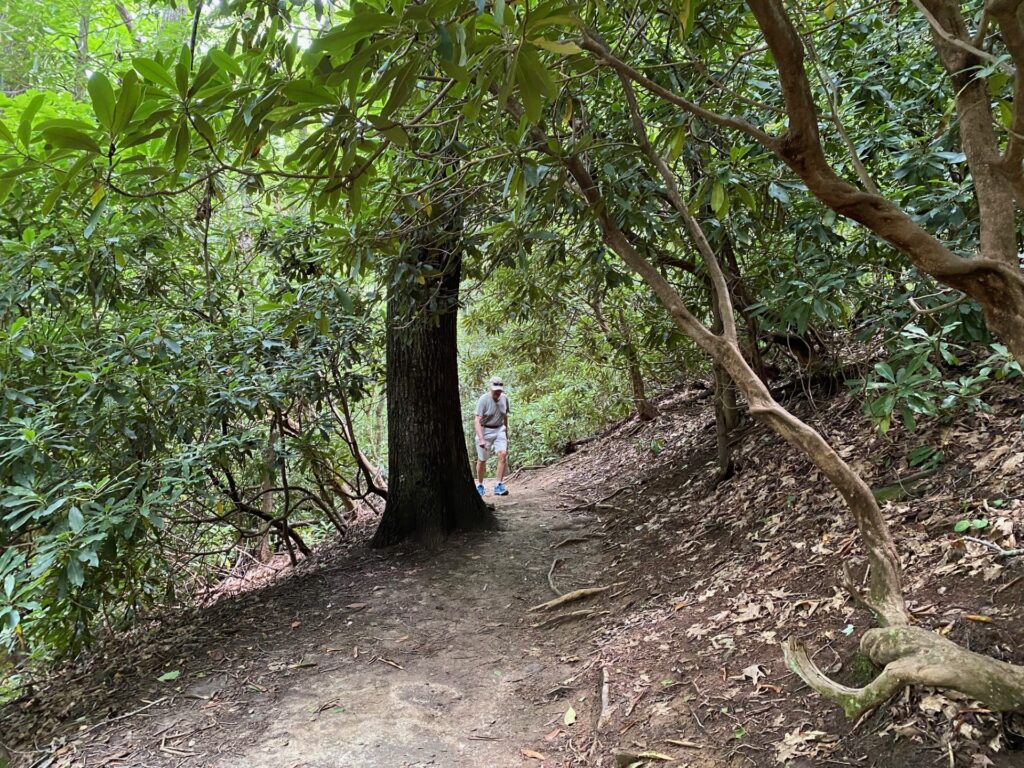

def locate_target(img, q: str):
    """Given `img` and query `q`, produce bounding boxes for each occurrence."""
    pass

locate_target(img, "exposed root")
[528,585,612,612]
[784,625,1024,719]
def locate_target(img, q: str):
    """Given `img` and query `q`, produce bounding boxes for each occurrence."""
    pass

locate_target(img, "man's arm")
[474,414,485,445]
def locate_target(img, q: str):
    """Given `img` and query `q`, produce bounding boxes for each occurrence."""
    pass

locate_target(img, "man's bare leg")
[476,459,486,485]
[496,450,507,484]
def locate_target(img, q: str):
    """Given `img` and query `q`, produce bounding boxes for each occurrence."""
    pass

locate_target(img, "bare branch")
[578,31,778,149]
[911,0,1013,72]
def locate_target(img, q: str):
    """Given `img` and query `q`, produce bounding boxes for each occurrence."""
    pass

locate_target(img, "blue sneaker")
[477,483,485,496]
[494,482,508,496]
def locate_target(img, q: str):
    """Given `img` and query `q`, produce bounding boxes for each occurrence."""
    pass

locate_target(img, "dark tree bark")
[615,307,658,421]
[370,212,497,548]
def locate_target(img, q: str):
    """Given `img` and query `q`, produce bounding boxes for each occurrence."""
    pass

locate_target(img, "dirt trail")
[6,475,611,768]
[11,384,1023,768]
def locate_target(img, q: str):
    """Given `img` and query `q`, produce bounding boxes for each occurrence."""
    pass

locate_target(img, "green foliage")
[857,320,1022,433]
[953,518,988,534]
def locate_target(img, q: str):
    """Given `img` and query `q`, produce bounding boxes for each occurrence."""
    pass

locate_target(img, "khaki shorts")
[476,426,507,461]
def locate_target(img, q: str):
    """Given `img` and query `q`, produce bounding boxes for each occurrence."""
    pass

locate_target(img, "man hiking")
[474,376,510,496]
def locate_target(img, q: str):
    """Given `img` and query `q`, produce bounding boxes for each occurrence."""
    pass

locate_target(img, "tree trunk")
[614,307,658,421]
[256,422,278,563]
[75,8,89,100]
[370,213,497,548]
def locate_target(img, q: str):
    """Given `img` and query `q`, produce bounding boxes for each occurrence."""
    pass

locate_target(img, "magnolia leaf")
[68,506,84,533]
[564,705,576,725]
[173,121,190,173]
[18,94,46,148]
[88,72,116,130]
[157,670,181,682]
[42,127,101,154]
[133,58,177,91]
[209,47,244,77]
[112,71,142,135]
[381,60,419,118]
[531,38,582,55]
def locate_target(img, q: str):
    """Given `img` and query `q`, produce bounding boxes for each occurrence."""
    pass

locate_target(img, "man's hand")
[477,435,486,447]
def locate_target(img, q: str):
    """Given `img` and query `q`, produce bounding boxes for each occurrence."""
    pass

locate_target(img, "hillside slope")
[2,383,1022,768]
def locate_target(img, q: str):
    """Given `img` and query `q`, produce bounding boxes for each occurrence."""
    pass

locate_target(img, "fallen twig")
[569,485,631,512]
[528,585,612,612]
[552,536,591,549]
[665,738,702,749]
[964,536,1024,558]
[548,557,563,596]
[65,696,169,744]
[596,667,614,730]
[995,574,1024,596]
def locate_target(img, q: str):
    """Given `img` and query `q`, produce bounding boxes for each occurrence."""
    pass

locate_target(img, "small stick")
[552,536,590,549]
[964,536,1024,558]
[569,485,631,512]
[597,667,613,730]
[528,585,612,612]
[73,696,169,740]
[548,557,563,596]
[995,574,1024,596]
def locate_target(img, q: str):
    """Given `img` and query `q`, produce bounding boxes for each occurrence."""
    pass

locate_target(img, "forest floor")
[2,382,1024,768]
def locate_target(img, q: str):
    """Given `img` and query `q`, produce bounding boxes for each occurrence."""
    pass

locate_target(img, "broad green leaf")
[282,80,336,105]
[42,126,101,153]
[531,38,582,55]
[88,72,116,130]
[517,45,556,98]
[711,181,727,216]
[173,121,190,173]
[0,175,14,206]
[66,557,84,588]
[134,58,177,91]
[176,45,192,97]
[19,93,46,148]
[68,506,84,533]
[209,47,244,77]
[312,12,395,56]
[84,196,107,238]
[157,670,181,682]
[381,61,419,118]
[112,70,142,135]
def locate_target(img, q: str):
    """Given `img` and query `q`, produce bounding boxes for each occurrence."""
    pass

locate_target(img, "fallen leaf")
[665,739,701,748]
[741,663,767,686]
[638,751,675,761]
[543,728,562,742]
[564,705,577,725]
[347,603,368,610]
[521,748,547,760]
[291,620,302,629]
[964,614,992,623]
[157,670,181,682]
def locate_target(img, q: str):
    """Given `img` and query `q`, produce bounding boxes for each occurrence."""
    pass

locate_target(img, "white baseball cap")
[489,376,504,392]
